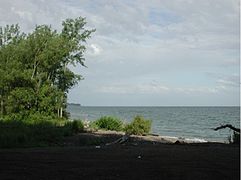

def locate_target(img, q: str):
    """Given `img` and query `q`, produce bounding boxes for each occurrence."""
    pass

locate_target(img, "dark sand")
[0,134,239,180]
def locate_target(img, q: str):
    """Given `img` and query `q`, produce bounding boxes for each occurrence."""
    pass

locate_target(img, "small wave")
[184,137,208,143]
[161,135,208,143]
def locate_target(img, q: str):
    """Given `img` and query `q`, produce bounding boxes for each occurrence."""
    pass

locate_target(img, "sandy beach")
[0,132,239,180]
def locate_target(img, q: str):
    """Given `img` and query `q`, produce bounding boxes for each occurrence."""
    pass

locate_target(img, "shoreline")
[88,130,223,143]
[68,106,240,143]
[60,130,227,147]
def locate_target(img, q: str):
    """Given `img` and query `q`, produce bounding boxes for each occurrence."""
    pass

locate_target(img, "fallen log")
[105,134,129,146]
[212,124,240,133]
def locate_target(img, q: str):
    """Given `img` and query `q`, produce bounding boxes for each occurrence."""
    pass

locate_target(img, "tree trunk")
[0,98,3,116]
[31,61,38,79]
[60,107,63,118]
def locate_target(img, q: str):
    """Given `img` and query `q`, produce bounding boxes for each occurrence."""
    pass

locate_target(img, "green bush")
[0,118,84,148]
[125,115,152,135]
[89,121,99,131]
[68,120,84,133]
[94,116,123,131]
[0,119,60,148]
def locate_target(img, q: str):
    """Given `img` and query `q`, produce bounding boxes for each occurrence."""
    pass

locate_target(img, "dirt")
[0,133,239,180]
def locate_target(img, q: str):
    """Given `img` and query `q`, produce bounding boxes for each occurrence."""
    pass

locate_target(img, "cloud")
[87,44,102,56]
[96,83,233,95]
[216,75,239,87]
[0,0,61,32]
[175,87,221,94]
[97,83,170,94]
[0,0,239,105]
[206,73,239,86]
[79,0,239,51]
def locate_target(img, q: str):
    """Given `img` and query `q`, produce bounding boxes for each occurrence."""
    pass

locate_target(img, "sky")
[0,0,240,106]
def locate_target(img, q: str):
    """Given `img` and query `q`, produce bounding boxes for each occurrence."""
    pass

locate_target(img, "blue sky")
[0,0,239,106]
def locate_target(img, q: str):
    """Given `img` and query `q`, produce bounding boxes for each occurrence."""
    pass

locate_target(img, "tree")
[0,17,94,119]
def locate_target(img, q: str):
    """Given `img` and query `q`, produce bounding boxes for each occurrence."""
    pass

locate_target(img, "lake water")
[67,105,240,142]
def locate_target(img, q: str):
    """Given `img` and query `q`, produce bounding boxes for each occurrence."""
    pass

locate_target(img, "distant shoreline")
[67,104,240,108]
[68,103,81,106]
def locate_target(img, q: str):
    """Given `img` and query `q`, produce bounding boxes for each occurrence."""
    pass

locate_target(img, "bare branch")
[212,124,240,133]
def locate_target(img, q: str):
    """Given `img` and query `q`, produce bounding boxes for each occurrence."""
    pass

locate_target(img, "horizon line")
[67,104,240,107]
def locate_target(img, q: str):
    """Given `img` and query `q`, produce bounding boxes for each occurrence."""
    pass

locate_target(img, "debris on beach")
[105,134,129,146]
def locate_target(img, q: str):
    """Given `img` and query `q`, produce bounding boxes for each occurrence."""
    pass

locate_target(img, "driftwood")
[213,124,240,133]
[105,134,129,146]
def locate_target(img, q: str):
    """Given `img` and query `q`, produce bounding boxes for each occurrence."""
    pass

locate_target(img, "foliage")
[125,115,152,135]
[93,116,123,131]
[0,117,84,148]
[89,121,99,131]
[65,120,84,134]
[0,17,94,119]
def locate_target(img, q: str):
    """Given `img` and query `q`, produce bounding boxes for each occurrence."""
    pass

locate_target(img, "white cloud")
[175,87,220,94]
[98,83,170,94]
[0,0,239,105]
[97,83,233,95]
[216,75,239,87]
[87,44,102,56]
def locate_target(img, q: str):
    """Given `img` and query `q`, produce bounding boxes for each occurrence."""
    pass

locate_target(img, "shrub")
[89,121,99,131]
[94,116,123,131]
[69,120,84,133]
[0,119,61,148]
[125,115,152,135]
[0,118,84,148]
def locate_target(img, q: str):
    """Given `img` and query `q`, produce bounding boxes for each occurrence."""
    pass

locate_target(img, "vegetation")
[68,120,84,134]
[125,115,152,135]
[0,17,94,148]
[90,116,153,135]
[93,116,124,131]
[0,17,94,119]
[0,119,84,148]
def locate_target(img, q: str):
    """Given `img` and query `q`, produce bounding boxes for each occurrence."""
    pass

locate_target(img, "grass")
[0,118,84,148]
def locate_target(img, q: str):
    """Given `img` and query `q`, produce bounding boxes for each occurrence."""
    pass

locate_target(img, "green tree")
[0,17,94,119]
[0,24,26,116]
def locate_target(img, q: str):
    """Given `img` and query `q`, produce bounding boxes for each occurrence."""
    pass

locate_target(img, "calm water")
[67,105,240,142]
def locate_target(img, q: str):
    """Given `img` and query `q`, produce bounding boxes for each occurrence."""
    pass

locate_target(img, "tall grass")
[0,117,84,148]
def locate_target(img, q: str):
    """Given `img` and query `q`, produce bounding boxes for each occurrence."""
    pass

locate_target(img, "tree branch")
[212,124,240,133]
